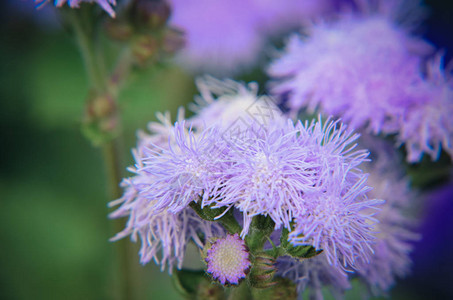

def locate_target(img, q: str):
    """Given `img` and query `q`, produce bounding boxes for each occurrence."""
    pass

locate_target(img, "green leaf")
[280,227,322,259]
[172,269,207,298]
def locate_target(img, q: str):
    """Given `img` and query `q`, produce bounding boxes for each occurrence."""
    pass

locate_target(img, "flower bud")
[131,35,158,64]
[104,20,134,42]
[204,234,251,286]
[131,0,171,30]
[248,253,277,289]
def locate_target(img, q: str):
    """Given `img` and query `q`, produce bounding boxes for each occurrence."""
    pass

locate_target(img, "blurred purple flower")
[189,76,285,131]
[398,54,453,162]
[169,0,330,75]
[269,12,431,134]
[169,0,262,75]
[35,0,116,17]
[277,254,351,299]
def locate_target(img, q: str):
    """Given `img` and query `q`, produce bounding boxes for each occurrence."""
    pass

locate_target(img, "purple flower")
[289,173,381,272]
[268,10,432,134]
[288,119,381,272]
[277,254,351,299]
[35,0,117,17]
[109,176,224,271]
[205,234,251,285]
[398,54,453,162]
[134,121,226,214]
[136,107,186,153]
[213,120,320,235]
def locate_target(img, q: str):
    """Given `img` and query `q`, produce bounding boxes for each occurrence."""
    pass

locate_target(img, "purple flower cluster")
[35,0,116,17]
[269,2,453,162]
[111,78,383,276]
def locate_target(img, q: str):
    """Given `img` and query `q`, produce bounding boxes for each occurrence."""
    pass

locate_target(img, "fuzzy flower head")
[205,234,251,285]
[213,119,321,235]
[398,54,453,162]
[109,116,225,271]
[136,107,186,154]
[289,170,382,272]
[287,119,383,272]
[269,9,432,134]
[35,0,116,17]
[109,177,224,271]
[190,77,285,131]
[137,121,227,214]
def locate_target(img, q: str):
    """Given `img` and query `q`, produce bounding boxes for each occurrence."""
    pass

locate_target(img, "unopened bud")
[248,253,277,289]
[105,20,134,42]
[132,35,158,64]
[132,0,171,30]
[87,93,116,120]
[204,234,251,286]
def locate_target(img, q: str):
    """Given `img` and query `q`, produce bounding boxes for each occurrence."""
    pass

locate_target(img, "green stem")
[227,282,251,300]
[67,8,134,300]
[218,211,242,235]
[246,215,275,253]
[67,8,105,92]
[103,140,135,300]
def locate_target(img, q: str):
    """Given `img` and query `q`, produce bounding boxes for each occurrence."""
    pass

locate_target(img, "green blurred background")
[1,1,452,300]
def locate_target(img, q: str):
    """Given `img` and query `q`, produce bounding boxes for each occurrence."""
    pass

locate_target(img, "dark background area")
[0,0,452,299]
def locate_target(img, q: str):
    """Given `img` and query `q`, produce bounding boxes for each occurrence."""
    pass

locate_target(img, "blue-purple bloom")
[35,0,117,17]
[205,234,251,285]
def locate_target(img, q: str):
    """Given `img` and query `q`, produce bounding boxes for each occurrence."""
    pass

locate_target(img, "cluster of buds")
[82,91,119,145]
[104,0,185,65]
